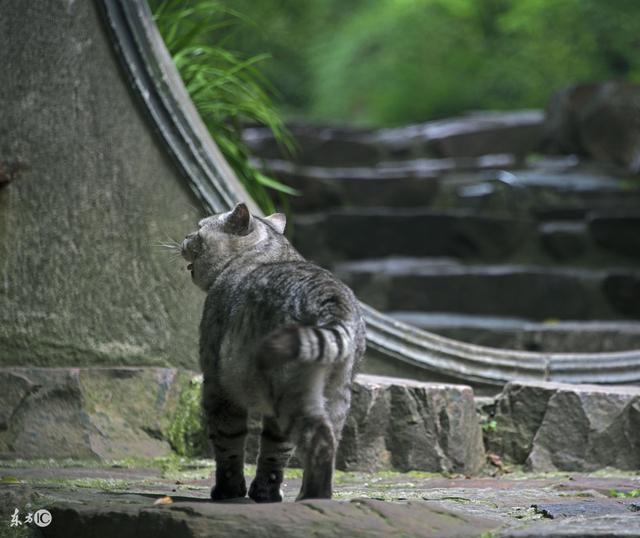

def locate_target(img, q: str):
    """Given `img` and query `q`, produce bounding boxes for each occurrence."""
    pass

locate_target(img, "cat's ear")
[265,213,286,234]
[224,203,253,235]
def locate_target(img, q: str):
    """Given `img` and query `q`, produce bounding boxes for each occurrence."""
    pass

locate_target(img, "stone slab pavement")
[1,461,639,537]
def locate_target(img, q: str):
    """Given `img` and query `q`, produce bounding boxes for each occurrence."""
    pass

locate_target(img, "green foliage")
[219,0,640,126]
[482,419,498,433]
[166,376,208,458]
[151,0,296,213]
[609,488,640,498]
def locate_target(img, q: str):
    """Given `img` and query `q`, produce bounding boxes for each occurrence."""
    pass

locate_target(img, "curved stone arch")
[98,0,640,388]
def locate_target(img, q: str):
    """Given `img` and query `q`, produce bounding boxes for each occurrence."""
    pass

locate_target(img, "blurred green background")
[219,0,640,126]
[151,0,640,209]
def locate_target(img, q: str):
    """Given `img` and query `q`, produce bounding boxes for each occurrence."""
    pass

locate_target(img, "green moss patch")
[166,376,209,458]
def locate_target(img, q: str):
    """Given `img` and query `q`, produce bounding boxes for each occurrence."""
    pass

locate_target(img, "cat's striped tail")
[257,323,354,369]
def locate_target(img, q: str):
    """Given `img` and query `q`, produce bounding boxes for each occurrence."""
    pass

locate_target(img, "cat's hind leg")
[294,413,336,500]
[203,380,248,501]
[249,416,295,503]
[324,368,353,447]
[272,370,336,501]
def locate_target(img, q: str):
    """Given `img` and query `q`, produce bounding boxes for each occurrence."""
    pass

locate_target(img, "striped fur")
[180,203,366,502]
[258,322,352,369]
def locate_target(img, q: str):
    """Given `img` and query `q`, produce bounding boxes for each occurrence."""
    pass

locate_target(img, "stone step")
[374,110,544,160]
[292,208,536,265]
[334,257,640,320]
[264,151,640,229]
[243,122,379,166]
[261,154,640,217]
[483,381,640,472]
[541,215,640,263]
[432,163,640,220]
[292,208,640,268]
[256,155,515,210]
[243,110,543,166]
[388,312,640,352]
[589,214,640,258]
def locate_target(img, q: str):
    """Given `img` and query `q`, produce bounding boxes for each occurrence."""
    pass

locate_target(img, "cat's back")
[202,258,364,359]
[252,260,364,338]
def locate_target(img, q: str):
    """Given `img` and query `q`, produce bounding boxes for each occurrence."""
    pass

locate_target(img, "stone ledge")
[0,368,484,475]
[486,381,640,471]
[338,374,485,474]
[0,367,195,460]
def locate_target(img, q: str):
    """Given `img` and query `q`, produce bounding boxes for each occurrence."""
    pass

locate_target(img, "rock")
[532,500,633,519]
[542,83,601,155]
[500,514,640,537]
[589,214,640,259]
[40,497,502,538]
[293,209,535,264]
[336,377,393,471]
[337,375,485,474]
[0,484,36,519]
[485,382,555,464]
[487,381,640,471]
[543,82,640,173]
[0,367,195,459]
[579,83,640,173]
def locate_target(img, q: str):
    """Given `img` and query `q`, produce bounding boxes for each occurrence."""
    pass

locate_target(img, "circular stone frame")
[98,0,640,388]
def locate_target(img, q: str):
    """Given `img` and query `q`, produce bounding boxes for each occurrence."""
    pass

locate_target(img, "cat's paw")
[248,476,284,503]
[210,476,247,501]
[295,490,332,501]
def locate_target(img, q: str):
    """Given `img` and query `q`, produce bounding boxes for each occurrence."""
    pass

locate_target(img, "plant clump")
[166,376,209,458]
[151,0,297,213]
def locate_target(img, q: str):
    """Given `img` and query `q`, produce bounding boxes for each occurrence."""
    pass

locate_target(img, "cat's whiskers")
[165,252,185,264]
[153,239,182,253]
[152,238,190,270]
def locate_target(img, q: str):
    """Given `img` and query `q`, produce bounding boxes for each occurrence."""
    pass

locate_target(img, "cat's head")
[181,202,287,291]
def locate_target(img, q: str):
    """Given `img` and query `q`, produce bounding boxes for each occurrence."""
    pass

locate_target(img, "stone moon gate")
[1,0,640,390]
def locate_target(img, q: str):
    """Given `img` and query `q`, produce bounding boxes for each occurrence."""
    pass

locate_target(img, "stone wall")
[0,1,204,369]
[484,381,640,472]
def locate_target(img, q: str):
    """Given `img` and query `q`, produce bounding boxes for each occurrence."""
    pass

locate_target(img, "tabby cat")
[180,203,366,501]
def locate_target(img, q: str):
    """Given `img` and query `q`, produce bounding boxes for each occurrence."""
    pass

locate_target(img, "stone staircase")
[244,112,640,354]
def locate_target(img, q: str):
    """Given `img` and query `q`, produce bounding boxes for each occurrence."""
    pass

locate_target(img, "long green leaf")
[149,0,295,212]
